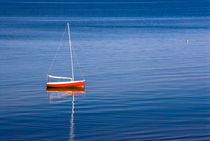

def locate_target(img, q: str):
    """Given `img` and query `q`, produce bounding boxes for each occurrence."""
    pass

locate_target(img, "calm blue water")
[1,1,210,140]
[0,0,209,17]
[1,16,210,141]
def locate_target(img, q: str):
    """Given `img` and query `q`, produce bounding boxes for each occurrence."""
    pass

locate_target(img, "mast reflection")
[46,87,85,141]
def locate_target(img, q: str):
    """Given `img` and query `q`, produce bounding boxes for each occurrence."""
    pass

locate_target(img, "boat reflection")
[47,87,85,103]
[46,87,85,141]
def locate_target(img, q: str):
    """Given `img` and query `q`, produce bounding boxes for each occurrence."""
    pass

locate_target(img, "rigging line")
[66,22,85,80]
[47,26,67,76]
[73,47,85,80]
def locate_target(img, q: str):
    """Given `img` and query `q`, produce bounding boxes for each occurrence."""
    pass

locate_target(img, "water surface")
[0,17,210,140]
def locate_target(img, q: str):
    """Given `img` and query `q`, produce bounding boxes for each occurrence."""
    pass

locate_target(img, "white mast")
[67,22,74,80]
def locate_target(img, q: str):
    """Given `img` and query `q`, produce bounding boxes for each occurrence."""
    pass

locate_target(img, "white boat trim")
[47,80,85,85]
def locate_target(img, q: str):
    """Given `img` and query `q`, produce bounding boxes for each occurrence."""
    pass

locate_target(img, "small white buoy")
[186,40,189,44]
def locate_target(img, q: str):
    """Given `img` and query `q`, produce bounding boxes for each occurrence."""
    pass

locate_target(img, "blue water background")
[1,1,210,141]
[0,0,209,17]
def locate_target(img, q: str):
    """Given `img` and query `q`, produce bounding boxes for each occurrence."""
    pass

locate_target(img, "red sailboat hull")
[46,80,85,88]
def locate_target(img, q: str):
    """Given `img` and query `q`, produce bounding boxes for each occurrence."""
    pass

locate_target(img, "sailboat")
[46,23,85,88]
